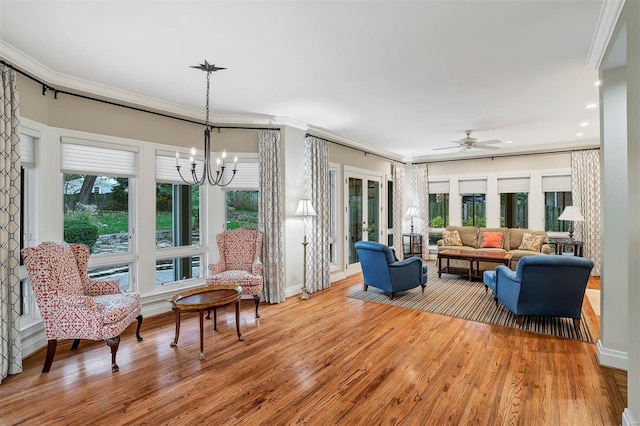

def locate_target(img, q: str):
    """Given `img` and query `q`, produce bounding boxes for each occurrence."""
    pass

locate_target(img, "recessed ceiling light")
[576,133,584,137]
[586,103,598,109]
[580,122,589,127]
[505,140,513,144]
[595,80,602,86]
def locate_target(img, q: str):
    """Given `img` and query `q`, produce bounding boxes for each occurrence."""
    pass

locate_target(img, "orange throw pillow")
[481,231,504,248]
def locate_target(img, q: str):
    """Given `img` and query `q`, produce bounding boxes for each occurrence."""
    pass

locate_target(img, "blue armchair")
[483,255,594,328]
[354,241,427,300]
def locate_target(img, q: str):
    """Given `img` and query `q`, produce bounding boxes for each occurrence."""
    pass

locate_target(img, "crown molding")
[269,116,309,130]
[306,125,404,162]
[586,0,626,69]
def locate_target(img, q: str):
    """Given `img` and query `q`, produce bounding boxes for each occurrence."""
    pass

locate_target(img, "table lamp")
[558,206,584,241]
[405,206,418,234]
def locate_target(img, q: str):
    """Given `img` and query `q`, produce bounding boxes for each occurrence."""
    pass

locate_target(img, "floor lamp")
[295,199,317,300]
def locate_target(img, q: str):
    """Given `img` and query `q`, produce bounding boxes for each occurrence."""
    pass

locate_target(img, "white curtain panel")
[304,136,331,293]
[413,163,429,259]
[258,129,286,303]
[0,64,22,382]
[392,163,405,259]
[571,149,601,276]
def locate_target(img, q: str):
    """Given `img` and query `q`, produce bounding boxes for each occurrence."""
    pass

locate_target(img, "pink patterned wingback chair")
[21,242,143,373]
[206,229,264,318]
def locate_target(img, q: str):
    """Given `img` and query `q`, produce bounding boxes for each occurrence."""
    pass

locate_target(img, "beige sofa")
[436,226,551,273]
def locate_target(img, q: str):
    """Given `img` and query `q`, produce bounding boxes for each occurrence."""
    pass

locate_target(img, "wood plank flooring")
[0,271,625,425]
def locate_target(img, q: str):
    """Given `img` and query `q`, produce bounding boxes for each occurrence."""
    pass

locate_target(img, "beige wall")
[426,152,571,176]
[328,142,393,175]
[17,73,260,152]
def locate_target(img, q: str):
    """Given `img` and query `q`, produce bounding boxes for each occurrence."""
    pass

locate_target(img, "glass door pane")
[367,179,379,242]
[348,177,363,265]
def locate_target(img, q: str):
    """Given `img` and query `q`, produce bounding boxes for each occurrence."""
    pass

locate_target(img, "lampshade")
[295,199,317,217]
[405,206,418,217]
[558,206,584,222]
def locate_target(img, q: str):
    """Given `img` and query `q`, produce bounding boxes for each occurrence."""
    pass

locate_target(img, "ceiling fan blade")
[432,145,461,151]
[475,139,502,145]
[473,144,500,150]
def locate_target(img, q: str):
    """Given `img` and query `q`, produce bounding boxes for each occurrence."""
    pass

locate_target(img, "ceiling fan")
[433,131,502,152]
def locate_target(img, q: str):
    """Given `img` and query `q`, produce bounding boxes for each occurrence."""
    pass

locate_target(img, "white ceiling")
[0,0,604,162]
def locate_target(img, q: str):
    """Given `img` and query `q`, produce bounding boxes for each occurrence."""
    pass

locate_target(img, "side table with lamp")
[556,206,585,257]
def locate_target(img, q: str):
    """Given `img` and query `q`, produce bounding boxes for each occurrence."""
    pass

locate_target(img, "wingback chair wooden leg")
[136,314,143,341]
[71,339,81,350]
[106,335,121,373]
[254,295,261,318]
[42,340,57,373]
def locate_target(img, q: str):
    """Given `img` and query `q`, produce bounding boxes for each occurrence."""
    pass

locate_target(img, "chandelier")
[175,60,237,186]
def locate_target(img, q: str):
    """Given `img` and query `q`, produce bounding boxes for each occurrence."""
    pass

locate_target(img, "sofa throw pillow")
[481,231,504,248]
[519,232,546,252]
[443,229,463,246]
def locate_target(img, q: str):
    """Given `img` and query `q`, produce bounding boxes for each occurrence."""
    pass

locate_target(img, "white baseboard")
[597,339,628,370]
[623,408,638,426]
[20,323,46,359]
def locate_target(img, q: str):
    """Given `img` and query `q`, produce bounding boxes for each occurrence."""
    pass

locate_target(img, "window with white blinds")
[428,180,450,193]
[458,179,487,194]
[498,176,530,193]
[542,175,572,192]
[20,134,35,167]
[61,138,137,177]
[221,161,259,190]
[156,151,204,184]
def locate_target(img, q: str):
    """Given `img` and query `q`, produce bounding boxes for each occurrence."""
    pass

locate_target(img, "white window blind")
[498,177,530,193]
[20,134,35,167]
[428,180,450,194]
[61,139,137,177]
[156,151,204,184]
[221,161,259,190]
[542,175,572,192]
[458,179,487,194]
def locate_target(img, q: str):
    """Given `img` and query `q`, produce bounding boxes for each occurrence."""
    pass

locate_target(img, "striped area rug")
[348,269,595,343]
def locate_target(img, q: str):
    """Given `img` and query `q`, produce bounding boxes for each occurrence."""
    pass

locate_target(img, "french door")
[344,168,383,275]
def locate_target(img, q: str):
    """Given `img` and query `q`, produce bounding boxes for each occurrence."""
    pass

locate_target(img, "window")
[545,191,572,231]
[63,174,131,254]
[20,133,37,318]
[500,193,528,228]
[156,183,200,248]
[156,256,202,286]
[428,193,449,245]
[461,194,486,227]
[226,190,259,230]
[331,167,339,266]
[61,140,137,292]
[155,151,205,286]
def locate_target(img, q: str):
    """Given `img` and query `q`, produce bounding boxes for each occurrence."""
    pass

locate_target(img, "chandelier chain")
[205,71,211,127]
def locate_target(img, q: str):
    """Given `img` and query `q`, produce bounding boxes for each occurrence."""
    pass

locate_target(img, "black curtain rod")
[412,147,600,165]
[305,133,401,163]
[1,59,279,132]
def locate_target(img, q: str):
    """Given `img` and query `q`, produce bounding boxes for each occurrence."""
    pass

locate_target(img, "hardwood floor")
[0,273,625,425]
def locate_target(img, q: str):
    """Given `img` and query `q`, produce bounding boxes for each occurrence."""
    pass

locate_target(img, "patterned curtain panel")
[571,149,601,276]
[258,129,286,303]
[0,64,22,382]
[304,136,331,293]
[392,163,405,259]
[413,164,429,259]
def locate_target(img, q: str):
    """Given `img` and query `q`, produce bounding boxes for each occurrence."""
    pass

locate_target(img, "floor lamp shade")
[295,199,317,217]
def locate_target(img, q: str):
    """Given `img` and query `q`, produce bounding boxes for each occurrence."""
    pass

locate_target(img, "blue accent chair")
[483,255,594,328]
[354,241,428,300]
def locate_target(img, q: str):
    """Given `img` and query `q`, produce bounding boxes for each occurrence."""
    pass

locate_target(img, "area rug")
[585,289,601,316]
[348,269,595,343]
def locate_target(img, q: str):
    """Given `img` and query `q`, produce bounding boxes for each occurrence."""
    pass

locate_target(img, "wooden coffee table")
[169,285,244,360]
[438,249,512,280]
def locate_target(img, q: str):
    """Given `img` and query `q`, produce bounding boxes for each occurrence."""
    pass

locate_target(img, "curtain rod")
[305,133,401,163]
[412,147,600,165]
[0,59,279,132]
